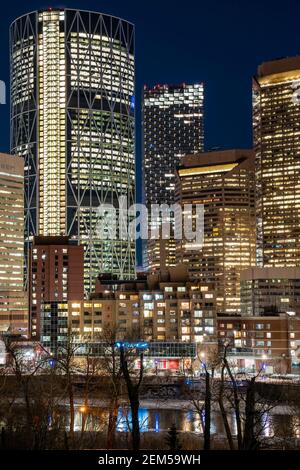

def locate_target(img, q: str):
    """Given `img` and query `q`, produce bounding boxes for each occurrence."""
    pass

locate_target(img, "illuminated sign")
[115,341,149,349]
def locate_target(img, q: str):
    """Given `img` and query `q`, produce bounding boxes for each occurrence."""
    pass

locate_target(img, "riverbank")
[2,396,298,415]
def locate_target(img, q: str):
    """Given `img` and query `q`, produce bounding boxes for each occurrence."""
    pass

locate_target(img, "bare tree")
[99,328,124,449]
[220,342,243,449]
[119,342,144,452]
[218,343,281,450]
[3,338,43,446]
[184,347,220,450]
[77,352,102,436]
[0,336,67,449]
[218,347,234,450]
[55,330,81,446]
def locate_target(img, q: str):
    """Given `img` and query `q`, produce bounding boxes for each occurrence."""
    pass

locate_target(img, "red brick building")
[29,236,84,339]
[217,314,300,373]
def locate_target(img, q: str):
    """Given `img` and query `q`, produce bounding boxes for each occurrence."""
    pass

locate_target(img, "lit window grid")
[64,284,216,345]
[10,10,136,294]
[254,74,300,267]
[0,155,27,332]
[38,11,66,236]
[176,160,256,314]
[143,83,204,270]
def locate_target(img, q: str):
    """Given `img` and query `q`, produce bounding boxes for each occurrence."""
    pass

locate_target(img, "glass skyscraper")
[10,8,136,294]
[253,57,300,267]
[142,83,204,271]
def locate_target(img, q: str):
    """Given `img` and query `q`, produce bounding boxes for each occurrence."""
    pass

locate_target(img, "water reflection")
[116,408,150,432]
[154,412,160,432]
[72,405,299,438]
[262,412,272,437]
[293,416,300,438]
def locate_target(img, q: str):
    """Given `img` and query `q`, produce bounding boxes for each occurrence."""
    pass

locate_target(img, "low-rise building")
[217,314,300,373]
[70,265,216,345]
[40,265,217,371]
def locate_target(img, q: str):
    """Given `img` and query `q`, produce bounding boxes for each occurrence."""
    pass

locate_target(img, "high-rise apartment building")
[253,56,300,267]
[29,236,84,340]
[142,83,204,270]
[0,153,27,333]
[176,149,256,314]
[10,9,135,293]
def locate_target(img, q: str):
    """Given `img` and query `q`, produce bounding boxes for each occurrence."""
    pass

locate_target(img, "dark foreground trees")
[0,337,67,449]
[1,331,299,450]
[99,328,124,449]
[119,342,144,452]
[165,424,182,451]
[187,342,286,450]
[219,343,279,450]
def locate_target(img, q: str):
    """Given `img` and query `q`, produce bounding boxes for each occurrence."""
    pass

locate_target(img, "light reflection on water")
[262,412,271,437]
[73,406,297,437]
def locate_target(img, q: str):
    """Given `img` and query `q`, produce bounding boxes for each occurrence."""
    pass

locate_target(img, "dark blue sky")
[1,0,300,204]
[2,1,300,151]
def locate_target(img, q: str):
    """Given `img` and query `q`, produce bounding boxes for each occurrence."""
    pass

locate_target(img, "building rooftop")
[144,83,203,92]
[217,313,299,320]
[257,56,300,77]
[241,267,300,281]
[0,153,24,175]
[92,264,214,296]
[33,236,75,246]
[178,148,254,176]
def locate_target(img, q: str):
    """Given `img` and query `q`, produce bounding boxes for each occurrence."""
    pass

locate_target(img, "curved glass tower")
[10,9,136,294]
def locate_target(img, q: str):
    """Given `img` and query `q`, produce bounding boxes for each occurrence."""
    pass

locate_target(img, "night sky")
[1,0,300,264]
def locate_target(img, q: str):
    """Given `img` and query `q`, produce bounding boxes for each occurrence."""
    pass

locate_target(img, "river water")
[73,404,300,438]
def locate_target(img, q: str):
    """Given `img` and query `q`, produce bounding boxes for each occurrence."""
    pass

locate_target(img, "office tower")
[253,57,300,267]
[241,267,300,316]
[142,83,204,270]
[176,149,256,315]
[10,8,135,294]
[0,153,27,333]
[29,236,84,343]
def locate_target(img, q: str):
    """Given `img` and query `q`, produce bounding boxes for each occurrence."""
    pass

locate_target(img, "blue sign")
[115,341,148,350]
